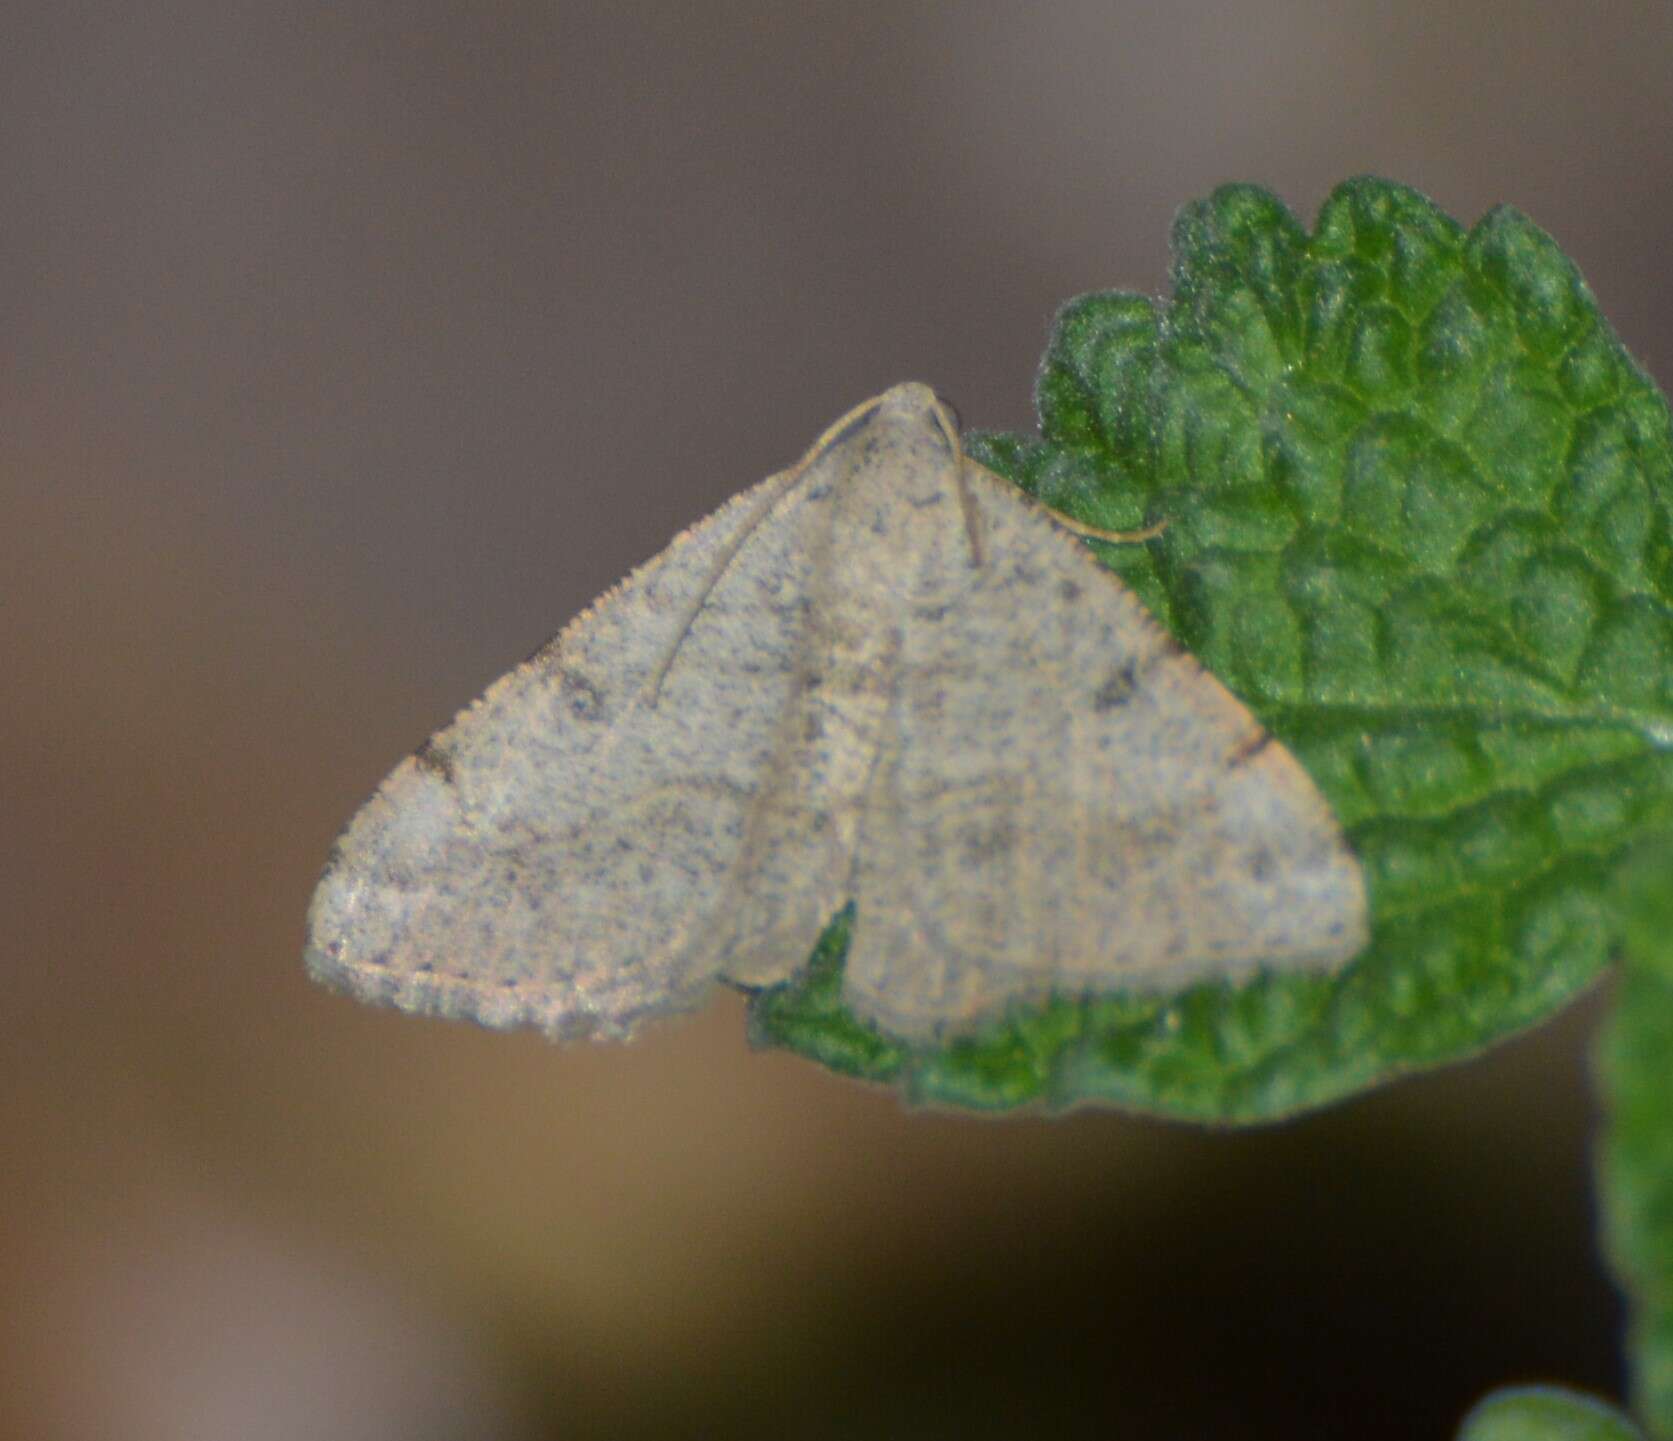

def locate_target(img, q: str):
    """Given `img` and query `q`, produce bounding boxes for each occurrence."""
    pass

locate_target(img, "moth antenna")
[643,395,887,704]
[1056,514,1169,545]
[929,396,984,569]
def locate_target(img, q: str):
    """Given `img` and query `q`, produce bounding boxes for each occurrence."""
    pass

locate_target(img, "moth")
[306,384,1367,1043]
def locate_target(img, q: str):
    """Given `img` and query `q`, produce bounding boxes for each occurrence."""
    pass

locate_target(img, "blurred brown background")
[4,3,1668,1437]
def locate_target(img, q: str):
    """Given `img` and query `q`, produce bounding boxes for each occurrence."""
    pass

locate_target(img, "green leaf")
[1600,833,1673,1432]
[1457,1387,1642,1441]
[747,176,1673,1120]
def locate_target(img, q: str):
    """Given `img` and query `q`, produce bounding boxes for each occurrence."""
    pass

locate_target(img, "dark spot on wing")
[413,737,457,784]
[1227,730,1275,767]
[562,668,605,721]
[960,815,1018,863]
[1093,661,1139,711]
[1059,579,1081,602]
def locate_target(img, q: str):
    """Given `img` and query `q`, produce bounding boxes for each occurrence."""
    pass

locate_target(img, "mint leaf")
[748,177,1673,1121]
[1457,1387,1642,1441]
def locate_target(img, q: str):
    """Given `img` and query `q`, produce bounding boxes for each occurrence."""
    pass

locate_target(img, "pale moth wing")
[306,451,831,1038]
[306,384,1369,1044]
[846,457,1367,1040]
